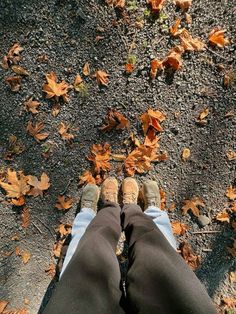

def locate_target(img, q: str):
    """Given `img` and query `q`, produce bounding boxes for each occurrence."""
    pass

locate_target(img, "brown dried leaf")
[0,43,24,69]
[51,103,61,117]
[27,172,50,197]
[27,121,49,142]
[179,29,205,51]
[55,195,73,211]
[209,28,230,48]
[170,18,182,37]
[223,68,235,87]
[162,46,184,70]
[0,169,30,199]
[58,122,75,142]
[196,108,209,125]
[78,170,96,186]
[140,108,166,135]
[45,263,56,278]
[111,154,126,162]
[171,221,188,235]
[216,211,230,223]
[87,143,111,174]
[12,196,25,206]
[182,197,205,217]
[229,271,236,284]
[179,241,200,270]
[222,297,236,308]
[185,13,192,24]
[125,63,134,74]
[5,76,22,92]
[56,223,72,238]
[12,65,29,76]
[174,0,192,10]
[21,206,30,228]
[100,110,130,132]
[94,70,109,86]
[24,97,40,114]
[106,0,125,9]
[226,151,236,161]
[226,185,236,200]
[53,241,63,258]
[160,188,166,210]
[83,62,90,76]
[150,59,163,79]
[181,148,190,161]
[147,0,166,12]
[15,246,21,256]
[4,135,25,160]
[43,72,70,102]
[22,251,30,264]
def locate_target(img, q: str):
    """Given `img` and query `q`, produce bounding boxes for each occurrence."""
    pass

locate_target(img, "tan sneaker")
[81,184,100,212]
[142,180,161,210]
[101,177,118,203]
[122,178,139,204]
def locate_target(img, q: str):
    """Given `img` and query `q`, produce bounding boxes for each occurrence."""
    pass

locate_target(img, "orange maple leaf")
[171,221,188,235]
[88,143,111,174]
[226,185,236,200]
[106,0,125,8]
[27,172,50,197]
[182,197,205,217]
[179,29,205,51]
[58,122,75,142]
[162,45,184,70]
[0,169,30,199]
[43,72,70,102]
[140,108,166,135]
[170,18,182,37]
[174,0,192,10]
[79,170,96,186]
[147,0,166,12]
[216,211,230,223]
[27,121,49,142]
[94,70,109,86]
[100,110,130,132]
[55,195,73,211]
[209,28,229,48]
[179,241,200,270]
[150,58,163,79]
[24,97,40,114]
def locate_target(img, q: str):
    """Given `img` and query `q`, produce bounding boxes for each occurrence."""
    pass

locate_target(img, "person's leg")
[43,179,125,314]
[122,179,217,314]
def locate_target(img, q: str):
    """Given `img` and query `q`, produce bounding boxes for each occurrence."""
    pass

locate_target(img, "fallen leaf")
[179,29,205,51]
[0,43,24,69]
[74,74,83,88]
[94,70,109,86]
[78,170,96,186]
[106,0,125,9]
[226,185,236,200]
[171,221,188,235]
[83,62,90,76]
[58,122,75,142]
[43,72,70,102]
[24,298,30,305]
[160,188,166,210]
[45,263,56,278]
[185,13,192,24]
[222,297,236,308]
[0,300,8,312]
[56,223,72,238]
[53,241,64,258]
[162,45,184,70]
[179,241,200,270]
[15,246,21,256]
[12,65,29,76]
[36,54,49,63]
[182,197,205,217]
[100,110,130,132]
[140,108,166,135]
[11,196,25,206]
[170,18,182,37]
[4,135,25,160]
[0,169,30,199]
[22,251,30,264]
[87,143,111,174]
[51,103,61,117]
[224,110,234,118]
[147,0,166,12]
[196,108,209,125]
[27,121,49,142]
[24,97,40,114]
[27,172,50,197]
[228,202,236,213]
[21,206,30,228]
[209,28,230,48]
[174,0,192,10]
[231,220,236,230]
[150,59,163,79]
[223,68,235,87]
[226,151,236,161]
[11,235,20,241]
[5,76,22,92]
[55,195,73,211]
[125,63,134,74]
[229,271,236,284]
[168,202,176,211]
[227,239,236,257]
[216,211,230,223]
[181,148,190,161]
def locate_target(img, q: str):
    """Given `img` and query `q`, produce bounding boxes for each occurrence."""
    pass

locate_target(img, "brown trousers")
[42,202,217,314]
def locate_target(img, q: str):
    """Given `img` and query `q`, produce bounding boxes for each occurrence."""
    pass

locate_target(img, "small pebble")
[198,215,211,227]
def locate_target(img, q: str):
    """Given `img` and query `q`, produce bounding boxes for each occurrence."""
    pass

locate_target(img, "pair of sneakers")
[81,177,161,212]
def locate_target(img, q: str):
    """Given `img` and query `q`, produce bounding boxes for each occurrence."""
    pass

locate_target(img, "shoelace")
[146,197,159,207]
[123,192,137,203]
[103,191,117,201]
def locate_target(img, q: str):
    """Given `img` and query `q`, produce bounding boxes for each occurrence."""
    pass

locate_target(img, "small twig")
[60,178,73,195]
[206,47,232,62]
[36,217,55,238]
[32,222,43,234]
[192,230,221,234]
[202,248,212,252]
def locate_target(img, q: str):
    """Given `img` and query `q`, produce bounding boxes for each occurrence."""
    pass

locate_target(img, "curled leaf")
[100,110,130,132]
[216,211,230,223]
[147,0,166,12]
[150,59,163,79]
[209,28,229,48]
[5,76,22,92]
[174,0,192,10]
[55,195,73,211]
[94,70,109,86]
[140,108,166,134]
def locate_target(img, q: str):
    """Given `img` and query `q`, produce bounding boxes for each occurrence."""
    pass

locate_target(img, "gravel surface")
[0,0,235,313]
